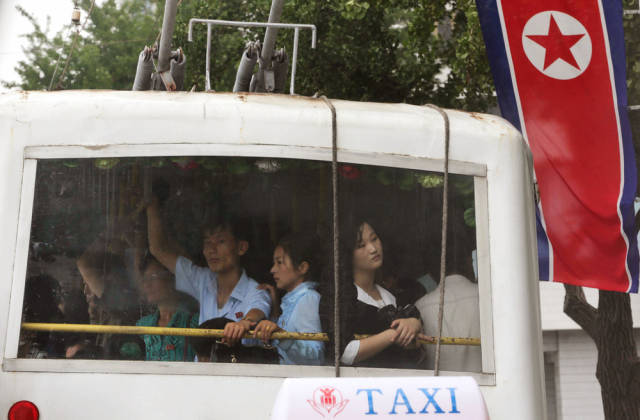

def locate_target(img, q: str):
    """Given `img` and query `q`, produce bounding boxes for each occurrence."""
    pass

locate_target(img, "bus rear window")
[19,156,480,373]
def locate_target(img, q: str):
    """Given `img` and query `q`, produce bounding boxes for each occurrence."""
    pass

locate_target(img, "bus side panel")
[0,116,28,363]
[1,372,283,419]
[481,129,546,420]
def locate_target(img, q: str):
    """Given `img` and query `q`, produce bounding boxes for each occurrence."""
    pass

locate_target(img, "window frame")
[4,143,494,383]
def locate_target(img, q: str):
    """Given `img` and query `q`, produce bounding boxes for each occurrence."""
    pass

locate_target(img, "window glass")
[19,156,480,372]
[330,163,480,372]
[20,156,332,364]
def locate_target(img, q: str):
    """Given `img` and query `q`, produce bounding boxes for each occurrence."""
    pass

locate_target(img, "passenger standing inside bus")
[416,275,481,372]
[74,223,140,359]
[253,233,324,365]
[146,198,271,346]
[135,254,199,361]
[20,274,65,358]
[331,217,423,368]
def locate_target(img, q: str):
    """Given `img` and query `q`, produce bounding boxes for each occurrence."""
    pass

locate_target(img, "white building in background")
[540,282,640,420]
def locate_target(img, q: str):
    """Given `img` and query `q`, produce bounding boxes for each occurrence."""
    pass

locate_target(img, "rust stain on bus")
[469,112,487,121]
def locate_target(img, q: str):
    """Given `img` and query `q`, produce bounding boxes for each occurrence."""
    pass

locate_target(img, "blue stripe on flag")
[475,0,521,131]
[536,206,550,281]
[476,0,552,281]
[601,0,639,292]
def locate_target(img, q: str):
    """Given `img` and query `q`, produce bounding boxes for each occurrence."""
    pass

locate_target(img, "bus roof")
[0,90,523,171]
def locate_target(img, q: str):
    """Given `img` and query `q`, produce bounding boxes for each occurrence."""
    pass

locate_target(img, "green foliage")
[9,0,496,111]
[173,0,273,93]
[4,0,162,90]
[624,0,640,186]
[173,0,495,109]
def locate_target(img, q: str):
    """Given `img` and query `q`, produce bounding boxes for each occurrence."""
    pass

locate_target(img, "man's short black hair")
[201,211,250,243]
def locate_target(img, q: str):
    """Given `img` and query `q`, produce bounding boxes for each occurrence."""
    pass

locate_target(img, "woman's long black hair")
[319,182,387,364]
[276,231,322,283]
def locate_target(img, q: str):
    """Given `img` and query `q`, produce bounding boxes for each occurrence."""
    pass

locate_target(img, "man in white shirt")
[416,274,482,372]
[147,199,270,346]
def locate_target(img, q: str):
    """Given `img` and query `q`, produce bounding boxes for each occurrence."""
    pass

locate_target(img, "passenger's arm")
[222,285,271,345]
[350,329,397,364]
[254,319,280,342]
[390,317,422,347]
[243,308,267,323]
[77,231,115,298]
[146,198,179,274]
[173,256,209,301]
[342,317,421,364]
[257,283,280,320]
[223,308,266,345]
[147,198,202,299]
[77,214,140,299]
[77,254,106,298]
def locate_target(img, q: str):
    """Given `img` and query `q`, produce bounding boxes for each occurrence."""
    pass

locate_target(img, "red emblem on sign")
[307,387,349,418]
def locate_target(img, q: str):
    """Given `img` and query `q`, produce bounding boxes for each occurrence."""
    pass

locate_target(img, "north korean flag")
[476,0,639,292]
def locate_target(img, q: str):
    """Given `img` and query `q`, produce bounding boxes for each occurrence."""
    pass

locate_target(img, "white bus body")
[0,91,544,419]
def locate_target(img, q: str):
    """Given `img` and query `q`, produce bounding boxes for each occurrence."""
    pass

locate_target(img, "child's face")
[271,246,305,292]
[202,228,247,274]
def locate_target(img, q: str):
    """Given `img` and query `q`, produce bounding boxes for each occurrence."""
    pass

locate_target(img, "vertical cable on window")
[321,96,340,377]
[425,104,450,376]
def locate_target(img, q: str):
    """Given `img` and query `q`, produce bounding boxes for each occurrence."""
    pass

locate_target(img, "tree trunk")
[564,285,640,419]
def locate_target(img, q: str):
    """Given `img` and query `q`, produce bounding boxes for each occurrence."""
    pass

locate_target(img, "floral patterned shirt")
[136,307,199,361]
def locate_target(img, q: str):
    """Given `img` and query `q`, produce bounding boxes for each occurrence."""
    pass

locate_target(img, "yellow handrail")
[21,322,481,346]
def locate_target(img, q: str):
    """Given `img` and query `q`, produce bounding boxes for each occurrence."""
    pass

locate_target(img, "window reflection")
[20,157,480,372]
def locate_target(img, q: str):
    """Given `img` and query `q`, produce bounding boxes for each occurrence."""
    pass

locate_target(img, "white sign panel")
[271,376,489,419]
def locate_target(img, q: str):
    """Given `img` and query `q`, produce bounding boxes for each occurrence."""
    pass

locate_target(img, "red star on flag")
[526,14,585,70]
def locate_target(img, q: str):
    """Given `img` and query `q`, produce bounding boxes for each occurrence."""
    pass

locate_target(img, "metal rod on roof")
[272,48,289,93]
[233,42,260,93]
[170,49,186,91]
[188,19,315,94]
[206,23,212,91]
[261,0,285,66]
[290,27,299,94]
[188,19,316,46]
[132,47,153,91]
[158,0,179,73]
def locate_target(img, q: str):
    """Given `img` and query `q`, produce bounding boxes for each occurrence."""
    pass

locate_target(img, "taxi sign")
[271,376,489,419]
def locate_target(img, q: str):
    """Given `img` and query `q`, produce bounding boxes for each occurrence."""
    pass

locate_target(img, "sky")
[0,0,72,91]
